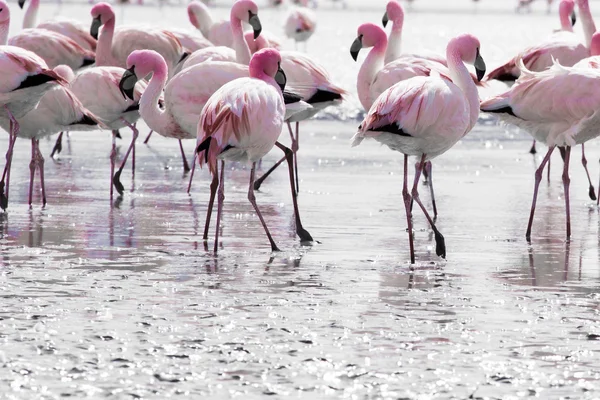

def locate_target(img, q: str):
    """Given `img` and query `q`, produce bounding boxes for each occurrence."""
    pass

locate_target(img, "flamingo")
[187,0,234,47]
[69,66,149,198]
[0,65,99,207]
[90,2,185,78]
[194,48,313,253]
[481,55,600,241]
[284,0,316,51]
[485,0,586,82]
[351,33,486,263]
[18,0,96,51]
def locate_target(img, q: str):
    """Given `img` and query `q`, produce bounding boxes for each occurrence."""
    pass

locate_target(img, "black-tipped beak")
[119,66,137,101]
[474,48,486,82]
[571,10,576,27]
[18,0,25,9]
[350,35,363,62]
[275,63,287,92]
[248,11,262,39]
[382,11,389,27]
[90,16,102,40]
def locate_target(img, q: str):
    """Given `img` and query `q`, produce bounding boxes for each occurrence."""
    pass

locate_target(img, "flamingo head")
[90,2,115,40]
[350,23,386,61]
[382,0,404,28]
[0,0,10,24]
[187,1,208,30]
[448,33,486,81]
[231,0,261,39]
[244,31,270,54]
[250,48,286,91]
[559,0,576,27]
[119,50,165,101]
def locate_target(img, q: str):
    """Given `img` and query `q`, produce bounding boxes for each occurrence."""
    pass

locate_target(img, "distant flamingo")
[351,34,486,263]
[195,48,313,253]
[69,66,149,198]
[19,0,97,51]
[91,2,185,78]
[481,56,600,241]
[187,0,234,46]
[485,0,586,82]
[284,0,316,51]
[0,65,99,207]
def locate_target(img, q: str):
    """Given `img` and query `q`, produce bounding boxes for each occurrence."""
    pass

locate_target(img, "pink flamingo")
[195,48,313,253]
[90,2,185,78]
[0,65,99,207]
[352,34,486,263]
[19,0,96,51]
[284,0,316,51]
[187,0,234,47]
[485,0,586,82]
[481,55,600,241]
[69,66,149,198]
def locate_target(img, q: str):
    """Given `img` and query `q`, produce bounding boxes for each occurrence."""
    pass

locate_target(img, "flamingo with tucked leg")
[481,55,600,241]
[194,48,313,253]
[352,34,486,263]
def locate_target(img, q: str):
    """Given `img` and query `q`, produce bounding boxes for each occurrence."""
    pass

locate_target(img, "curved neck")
[22,0,39,29]
[231,17,251,64]
[357,40,386,110]
[559,7,573,31]
[384,22,402,64]
[0,20,8,45]
[140,64,171,135]
[96,17,117,66]
[446,50,479,132]
[577,0,596,47]
[195,5,214,38]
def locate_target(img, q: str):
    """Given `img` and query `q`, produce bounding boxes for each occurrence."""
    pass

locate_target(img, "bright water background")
[2,0,600,398]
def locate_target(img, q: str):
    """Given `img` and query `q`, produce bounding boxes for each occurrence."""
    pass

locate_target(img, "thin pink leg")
[187,152,197,194]
[252,122,295,191]
[248,162,280,252]
[401,154,415,264]
[110,130,118,199]
[131,123,136,175]
[294,121,300,194]
[37,140,46,207]
[214,160,225,254]
[112,121,139,196]
[424,161,438,218]
[526,146,555,242]
[1,109,20,210]
[143,130,153,144]
[562,146,572,239]
[203,163,219,240]
[547,153,551,182]
[580,144,596,201]
[28,139,36,207]
[412,154,445,259]
[179,140,190,172]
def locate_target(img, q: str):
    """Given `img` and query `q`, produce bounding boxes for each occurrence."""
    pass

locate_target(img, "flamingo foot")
[112,170,125,196]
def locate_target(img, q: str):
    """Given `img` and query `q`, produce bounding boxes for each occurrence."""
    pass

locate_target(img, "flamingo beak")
[350,35,363,61]
[474,48,486,82]
[275,63,287,92]
[119,66,137,101]
[571,10,576,27]
[18,0,25,9]
[90,16,102,40]
[248,11,262,39]
[382,11,389,27]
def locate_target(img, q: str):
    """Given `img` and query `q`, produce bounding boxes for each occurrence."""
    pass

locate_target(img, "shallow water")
[3,0,600,398]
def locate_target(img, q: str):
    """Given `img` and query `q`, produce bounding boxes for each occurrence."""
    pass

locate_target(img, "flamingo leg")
[214,160,226,254]
[275,141,312,242]
[1,108,20,210]
[254,155,286,190]
[203,163,219,241]
[112,121,139,196]
[529,139,537,155]
[187,152,197,194]
[580,144,596,201]
[51,132,64,158]
[294,121,300,194]
[562,146,572,239]
[248,162,280,252]
[110,130,118,199]
[424,161,438,219]
[35,139,46,207]
[179,140,190,173]
[253,122,296,191]
[526,145,555,242]
[28,139,37,207]
[131,123,136,175]
[401,154,415,264]
[143,130,153,144]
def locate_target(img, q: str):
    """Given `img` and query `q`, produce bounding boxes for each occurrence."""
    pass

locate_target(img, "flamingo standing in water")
[481,55,600,241]
[351,34,486,263]
[284,0,316,51]
[195,48,313,253]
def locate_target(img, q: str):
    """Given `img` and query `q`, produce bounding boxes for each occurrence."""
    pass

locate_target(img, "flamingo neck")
[357,40,386,111]
[139,63,171,135]
[384,21,402,64]
[446,50,479,132]
[195,5,214,38]
[22,0,39,29]
[96,17,117,66]
[231,17,251,64]
[577,0,596,47]
[559,6,573,31]
[0,20,8,45]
